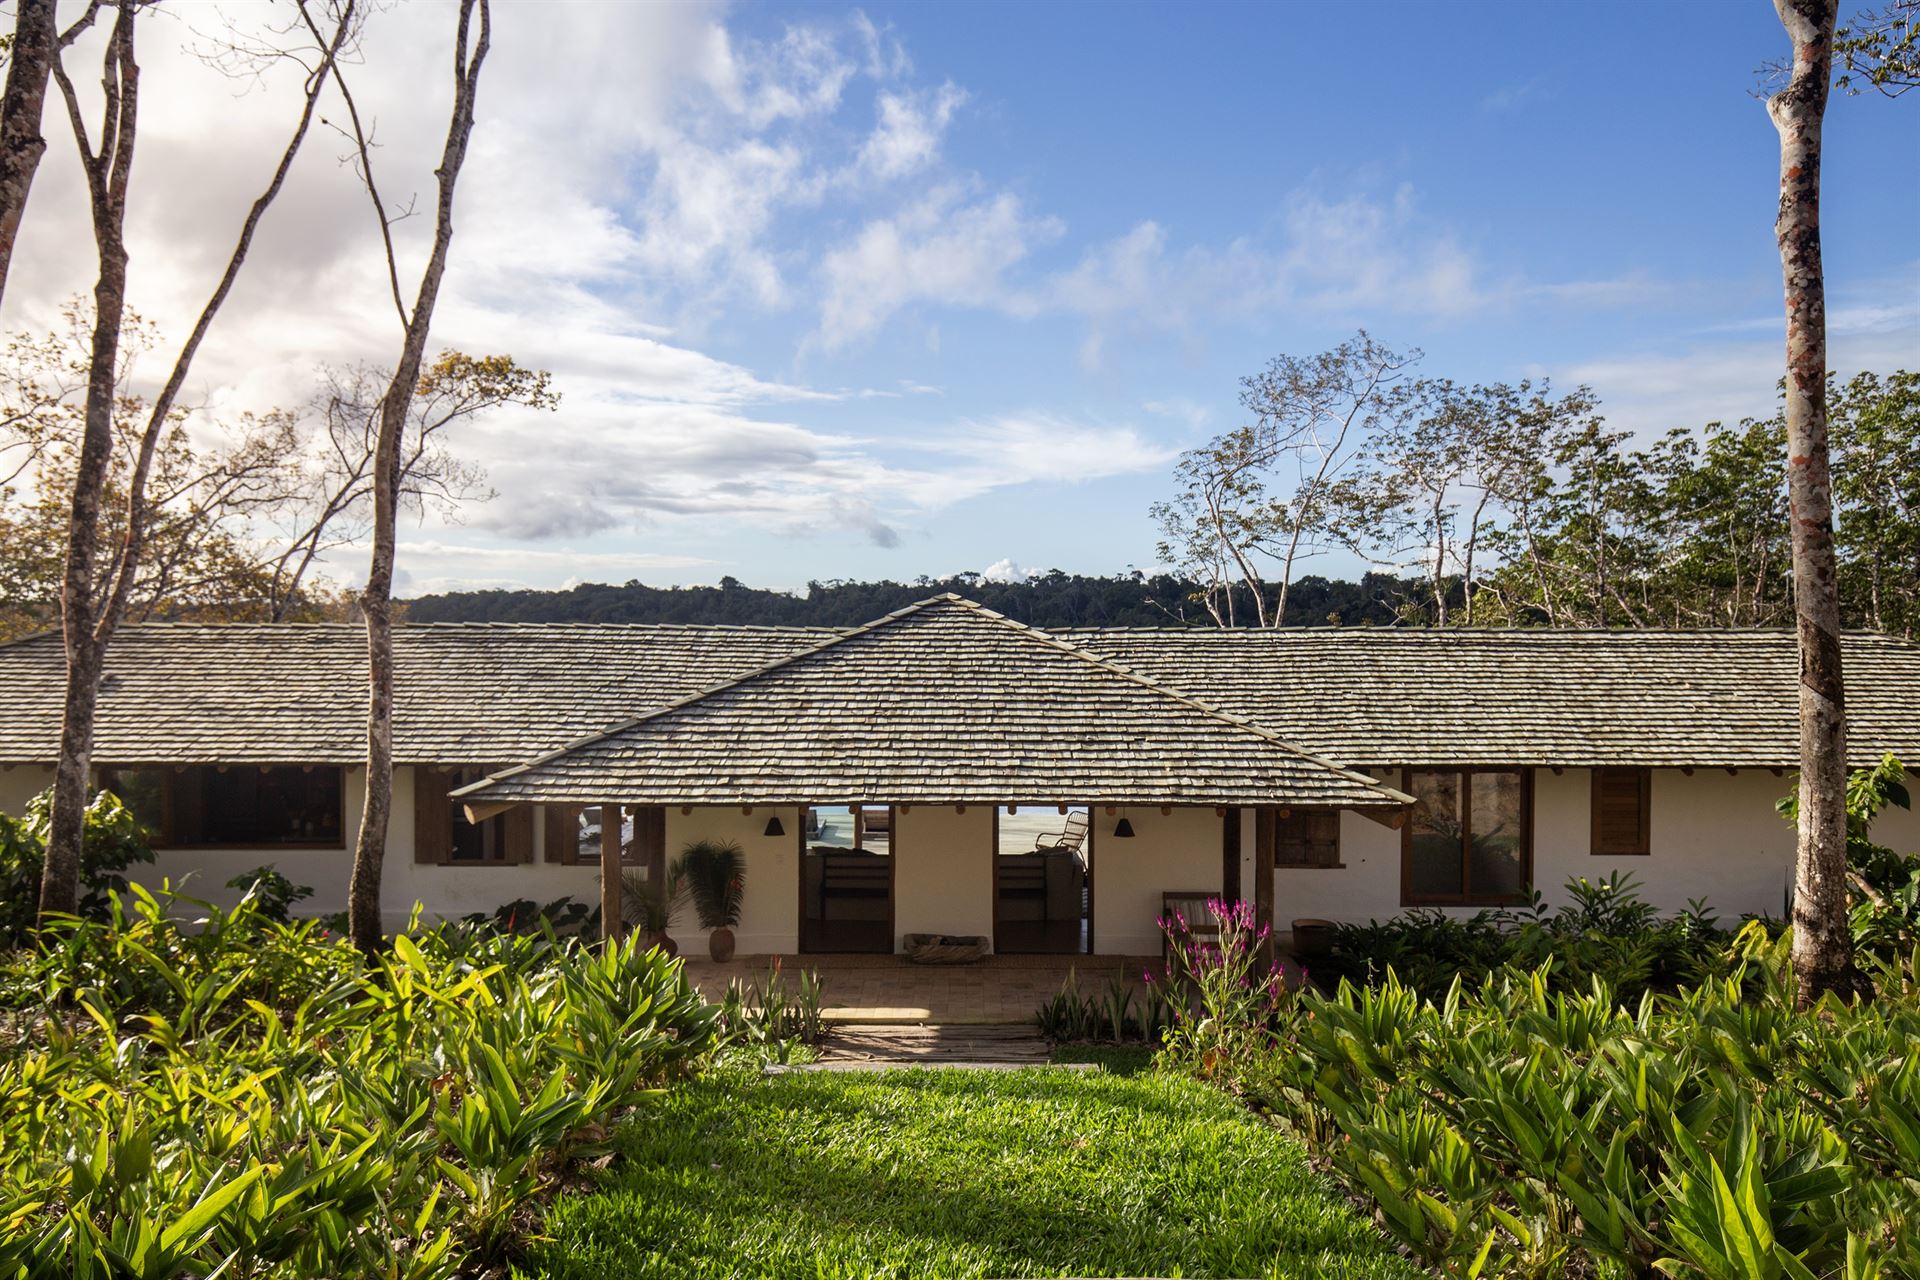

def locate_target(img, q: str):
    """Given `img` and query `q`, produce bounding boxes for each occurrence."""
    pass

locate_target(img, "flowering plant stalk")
[1155,897,1294,1075]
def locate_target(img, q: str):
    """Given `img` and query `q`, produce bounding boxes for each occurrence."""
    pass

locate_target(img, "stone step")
[813,1022,1055,1066]
[768,1060,1093,1074]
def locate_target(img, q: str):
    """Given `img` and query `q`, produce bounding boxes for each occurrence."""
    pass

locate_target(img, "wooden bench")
[816,849,890,913]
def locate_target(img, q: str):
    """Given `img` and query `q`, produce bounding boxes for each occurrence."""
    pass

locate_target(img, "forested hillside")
[403,571,1424,628]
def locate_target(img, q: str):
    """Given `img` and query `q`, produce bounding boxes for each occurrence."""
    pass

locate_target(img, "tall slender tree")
[36,1,354,921]
[0,0,87,305]
[325,0,492,955]
[1768,0,1862,1004]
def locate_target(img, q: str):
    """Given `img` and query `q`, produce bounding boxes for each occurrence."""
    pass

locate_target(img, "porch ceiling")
[453,596,1412,811]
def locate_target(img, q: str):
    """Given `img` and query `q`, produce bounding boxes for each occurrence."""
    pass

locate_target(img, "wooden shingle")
[453,596,1410,808]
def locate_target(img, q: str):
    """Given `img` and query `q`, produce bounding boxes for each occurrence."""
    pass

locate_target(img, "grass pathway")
[519,1057,1417,1279]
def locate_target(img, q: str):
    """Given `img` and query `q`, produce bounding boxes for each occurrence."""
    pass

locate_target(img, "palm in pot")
[681,839,745,961]
[621,861,688,956]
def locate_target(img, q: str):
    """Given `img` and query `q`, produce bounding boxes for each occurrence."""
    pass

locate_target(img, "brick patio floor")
[681,952,1157,1024]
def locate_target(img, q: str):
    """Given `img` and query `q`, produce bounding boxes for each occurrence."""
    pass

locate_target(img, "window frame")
[1263,806,1343,870]
[1399,766,1534,907]
[95,764,347,851]
[413,766,532,867]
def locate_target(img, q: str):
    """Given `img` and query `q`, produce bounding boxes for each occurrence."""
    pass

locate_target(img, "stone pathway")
[684,952,1154,1025]
[769,1022,1081,1073]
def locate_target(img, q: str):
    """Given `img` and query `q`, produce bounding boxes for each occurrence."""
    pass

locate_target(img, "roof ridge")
[1057,625,1915,640]
[455,593,1413,807]
[453,595,977,798]
[932,596,1412,801]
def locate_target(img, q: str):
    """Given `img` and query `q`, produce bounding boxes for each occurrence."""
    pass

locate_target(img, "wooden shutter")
[631,804,666,870]
[1221,808,1242,903]
[413,768,451,863]
[543,804,579,864]
[1272,809,1340,868]
[1591,768,1651,856]
[504,804,535,864]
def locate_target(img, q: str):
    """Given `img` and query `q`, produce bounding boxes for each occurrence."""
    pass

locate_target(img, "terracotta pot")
[708,926,736,963]
[649,930,679,958]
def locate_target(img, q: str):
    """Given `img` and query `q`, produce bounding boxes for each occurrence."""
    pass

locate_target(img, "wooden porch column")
[600,803,623,943]
[1252,807,1275,966]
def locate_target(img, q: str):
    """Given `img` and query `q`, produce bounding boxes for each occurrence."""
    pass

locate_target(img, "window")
[542,804,663,867]
[1591,767,1651,856]
[96,765,344,848]
[1402,768,1531,905]
[413,767,531,865]
[1263,808,1341,869]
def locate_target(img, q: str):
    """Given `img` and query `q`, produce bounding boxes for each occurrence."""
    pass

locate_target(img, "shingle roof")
[0,623,827,765]
[2,605,1916,776]
[1061,626,1920,769]
[454,595,1411,809]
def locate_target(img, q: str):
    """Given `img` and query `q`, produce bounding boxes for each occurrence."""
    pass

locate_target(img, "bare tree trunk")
[342,0,490,955]
[1460,488,1492,625]
[0,0,62,304]
[38,0,135,921]
[1204,485,1268,628]
[37,1,352,921]
[1770,0,1861,1005]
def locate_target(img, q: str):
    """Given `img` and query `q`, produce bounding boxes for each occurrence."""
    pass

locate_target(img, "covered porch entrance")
[449,595,1415,961]
[797,802,1096,957]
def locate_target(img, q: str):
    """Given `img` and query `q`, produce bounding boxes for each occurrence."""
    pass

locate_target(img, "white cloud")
[813,188,1063,348]
[1142,397,1212,431]
[2,0,1033,584]
[857,82,967,180]
[1554,304,1920,441]
[809,181,1661,354]
[981,558,1029,583]
[10,0,1816,599]
[889,414,1177,507]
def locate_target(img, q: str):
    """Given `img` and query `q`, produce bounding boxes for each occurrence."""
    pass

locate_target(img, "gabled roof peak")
[453,590,1411,809]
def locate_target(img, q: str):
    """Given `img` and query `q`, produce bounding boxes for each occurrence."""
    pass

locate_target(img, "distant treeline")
[402,571,1433,629]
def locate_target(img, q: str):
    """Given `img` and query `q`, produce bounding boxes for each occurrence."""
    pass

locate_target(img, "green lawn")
[519,1064,1419,1280]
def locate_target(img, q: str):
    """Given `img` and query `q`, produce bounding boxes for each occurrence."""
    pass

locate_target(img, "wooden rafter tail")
[1355,805,1407,830]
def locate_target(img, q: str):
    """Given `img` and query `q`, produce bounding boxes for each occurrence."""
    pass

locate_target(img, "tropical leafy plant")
[1320,872,1741,1003]
[1034,970,1174,1044]
[718,958,826,1062]
[0,882,720,1275]
[224,865,314,922]
[0,787,154,945]
[1156,898,1920,1280]
[679,840,745,930]
[623,861,689,936]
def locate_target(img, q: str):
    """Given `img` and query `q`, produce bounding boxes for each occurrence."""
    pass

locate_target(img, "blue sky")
[591,0,1918,592]
[11,0,1915,595]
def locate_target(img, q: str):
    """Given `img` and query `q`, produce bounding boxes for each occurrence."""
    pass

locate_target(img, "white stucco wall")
[666,805,801,956]
[1092,805,1223,955]
[17,760,1920,951]
[1273,767,1920,929]
[0,766,53,817]
[894,804,994,949]
[383,773,606,931]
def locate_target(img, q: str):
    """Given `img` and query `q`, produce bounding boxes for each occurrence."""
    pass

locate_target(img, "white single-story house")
[3,593,1917,957]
